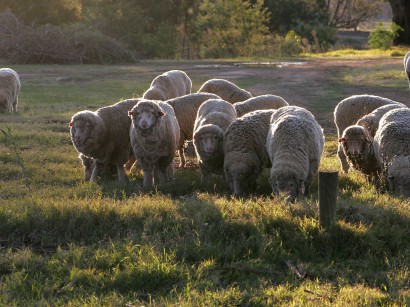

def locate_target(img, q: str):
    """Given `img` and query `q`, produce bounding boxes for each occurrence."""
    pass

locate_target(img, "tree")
[197,0,270,58]
[0,0,82,25]
[326,0,384,30]
[388,0,410,44]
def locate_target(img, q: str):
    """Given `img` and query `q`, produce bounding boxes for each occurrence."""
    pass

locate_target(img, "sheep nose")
[140,120,148,129]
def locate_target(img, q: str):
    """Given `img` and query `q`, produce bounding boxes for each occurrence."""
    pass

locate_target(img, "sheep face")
[70,118,95,151]
[0,97,11,113]
[269,173,304,202]
[130,105,165,130]
[224,152,259,197]
[339,126,371,159]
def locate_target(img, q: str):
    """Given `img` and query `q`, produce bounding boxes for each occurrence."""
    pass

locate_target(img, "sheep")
[197,78,252,103]
[233,94,289,117]
[143,70,192,101]
[373,108,410,197]
[193,98,237,183]
[0,68,20,113]
[338,125,382,184]
[334,94,403,174]
[356,104,407,137]
[404,51,410,88]
[223,109,276,197]
[129,99,180,189]
[166,92,221,168]
[267,106,324,202]
[70,98,139,182]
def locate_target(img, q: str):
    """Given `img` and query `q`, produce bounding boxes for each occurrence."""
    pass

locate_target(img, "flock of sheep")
[0,51,409,201]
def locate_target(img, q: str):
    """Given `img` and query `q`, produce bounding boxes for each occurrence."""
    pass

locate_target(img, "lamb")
[334,94,403,173]
[70,98,139,182]
[166,92,221,168]
[0,68,20,113]
[143,70,192,101]
[193,98,237,183]
[233,94,289,117]
[373,108,410,197]
[197,78,252,103]
[129,99,180,189]
[267,106,324,202]
[404,51,410,88]
[223,109,276,197]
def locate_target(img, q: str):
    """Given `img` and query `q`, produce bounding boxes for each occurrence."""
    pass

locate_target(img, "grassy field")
[0,55,409,305]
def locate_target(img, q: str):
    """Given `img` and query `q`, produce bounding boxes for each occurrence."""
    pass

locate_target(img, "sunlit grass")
[0,61,409,305]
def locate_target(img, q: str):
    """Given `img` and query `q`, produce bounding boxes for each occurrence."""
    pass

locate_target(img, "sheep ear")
[128,111,133,116]
[69,122,74,127]
[158,110,165,117]
[338,137,347,142]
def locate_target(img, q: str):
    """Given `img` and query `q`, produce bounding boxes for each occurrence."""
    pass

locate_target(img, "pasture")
[0,56,409,305]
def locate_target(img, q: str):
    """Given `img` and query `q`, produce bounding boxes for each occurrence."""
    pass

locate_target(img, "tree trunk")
[388,0,410,45]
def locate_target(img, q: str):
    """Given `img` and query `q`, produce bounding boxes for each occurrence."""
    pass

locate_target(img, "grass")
[0,57,409,305]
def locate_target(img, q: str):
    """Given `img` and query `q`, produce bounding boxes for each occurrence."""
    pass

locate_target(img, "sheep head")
[193,124,224,160]
[70,111,105,153]
[0,96,11,113]
[129,100,165,131]
[269,170,305,202]
[339,125,372,159]
[387,156,410,197]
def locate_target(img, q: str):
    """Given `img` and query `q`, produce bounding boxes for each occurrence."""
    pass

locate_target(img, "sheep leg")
[178,147,185,168]
[337,143,350,173]
[12,98,18,112]
[90,162,102,182]
[116,164,127,182]
[142,166,154,189]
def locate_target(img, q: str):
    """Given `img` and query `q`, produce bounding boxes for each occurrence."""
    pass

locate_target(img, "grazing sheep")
[166,92,221,168]
[193,98,237,183]
[356,104,407,137]
[334,94,403,173]
[143,70,192,101]
[197,78,252,103]
[224,109,276,197]
[70,98,139,182]
[129,100,180,189]
[404,51,410,88]
[233,94,289,117]
[267,106,324,201]
[373,108,410,197]
[338,125,381,184]
[0,68,20,113]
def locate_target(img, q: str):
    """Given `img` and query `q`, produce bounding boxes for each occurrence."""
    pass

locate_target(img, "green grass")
[0,59,409,305]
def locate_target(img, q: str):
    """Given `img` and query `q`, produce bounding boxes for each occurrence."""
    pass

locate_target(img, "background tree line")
[0,0,408,64]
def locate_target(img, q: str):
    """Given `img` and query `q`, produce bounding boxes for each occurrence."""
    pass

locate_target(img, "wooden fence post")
[319,171,338,228]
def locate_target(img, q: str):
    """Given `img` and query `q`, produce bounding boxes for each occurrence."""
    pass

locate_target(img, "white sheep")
[233,94,289,117]
[166,92,221,168]
[143,70,192,101]
[197,78,252,103]
[267,106,324,201]
[129,99,180,189]
[0,68,20,113]
[404,51,410,88]
[224,109,276,197]
[193,98,237,183]
[334,94,403,173]
[373,108,410,197]
[356,104,407,137]
[70,99,139,182]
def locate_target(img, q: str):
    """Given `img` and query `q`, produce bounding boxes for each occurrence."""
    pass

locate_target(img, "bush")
[0,13,137,64]
[368,22,403,50]
[278,30,303,56]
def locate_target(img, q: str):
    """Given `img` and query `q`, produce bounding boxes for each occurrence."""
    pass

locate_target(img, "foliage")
[368,22,403,50]
[278,30,304,56]
[195,0,271,58]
